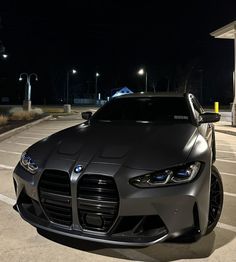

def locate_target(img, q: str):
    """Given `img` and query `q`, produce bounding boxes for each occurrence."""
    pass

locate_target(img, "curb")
[215,122,236,136]
[0,115,52,142]
[215,129,236,136]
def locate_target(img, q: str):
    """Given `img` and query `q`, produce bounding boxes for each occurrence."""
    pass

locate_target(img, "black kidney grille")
[77,175,119,232]
[39,170,72,226]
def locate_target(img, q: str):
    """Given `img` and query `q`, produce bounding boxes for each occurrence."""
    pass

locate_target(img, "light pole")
[19,73,38,111]
[167,78,170,92]
[95,72,100,101]
[0,41,8,60]
[66,69,77,104]
[138,68,148,92]
[65,69,77,113]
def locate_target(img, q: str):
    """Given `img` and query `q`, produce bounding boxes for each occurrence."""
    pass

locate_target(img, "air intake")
[38,170,72,226]
[77,175,119,232]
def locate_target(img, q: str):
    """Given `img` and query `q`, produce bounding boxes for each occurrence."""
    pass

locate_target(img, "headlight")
[20,152,38,174]
[129,162,201,188]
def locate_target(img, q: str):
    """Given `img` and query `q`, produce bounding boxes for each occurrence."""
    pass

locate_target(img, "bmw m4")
[13,93,224,246]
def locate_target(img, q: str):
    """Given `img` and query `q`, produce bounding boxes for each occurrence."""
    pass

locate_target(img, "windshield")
[92,97,191,123]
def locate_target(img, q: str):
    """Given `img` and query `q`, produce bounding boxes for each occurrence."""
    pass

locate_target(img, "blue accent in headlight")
[151,173,169,182]
[20,152,38,174]
[175,169,191,178]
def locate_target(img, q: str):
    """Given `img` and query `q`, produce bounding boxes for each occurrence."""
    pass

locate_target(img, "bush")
[8,107,24,115]
[9,111,35,121]
[8,107,43,121]
[0,115,8,126]
[31,107,43,115]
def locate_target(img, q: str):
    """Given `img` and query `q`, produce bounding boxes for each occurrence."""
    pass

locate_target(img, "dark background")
[0,0,236,105]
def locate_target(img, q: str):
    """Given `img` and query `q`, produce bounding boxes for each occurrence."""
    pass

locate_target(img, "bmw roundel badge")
[74,165,83,173]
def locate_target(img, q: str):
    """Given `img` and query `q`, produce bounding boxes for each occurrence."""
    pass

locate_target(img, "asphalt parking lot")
[0,113,236,262]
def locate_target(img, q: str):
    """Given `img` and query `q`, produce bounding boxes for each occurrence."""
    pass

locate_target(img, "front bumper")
[13,162,211,246]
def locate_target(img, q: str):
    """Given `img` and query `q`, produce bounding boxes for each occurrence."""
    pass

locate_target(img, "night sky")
[1,0,236,105]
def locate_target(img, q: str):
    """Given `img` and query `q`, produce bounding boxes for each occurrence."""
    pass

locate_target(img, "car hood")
[29,122,198,171]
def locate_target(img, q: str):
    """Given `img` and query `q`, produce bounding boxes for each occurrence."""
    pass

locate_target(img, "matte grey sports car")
[13,93,224,246]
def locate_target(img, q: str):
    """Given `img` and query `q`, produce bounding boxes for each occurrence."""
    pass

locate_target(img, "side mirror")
[81,111,92,120]
[199,112,221,124]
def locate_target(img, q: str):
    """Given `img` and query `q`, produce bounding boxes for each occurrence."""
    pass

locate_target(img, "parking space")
[0,116,236,261]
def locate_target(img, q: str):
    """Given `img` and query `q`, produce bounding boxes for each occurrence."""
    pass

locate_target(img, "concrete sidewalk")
[214,111,236,136]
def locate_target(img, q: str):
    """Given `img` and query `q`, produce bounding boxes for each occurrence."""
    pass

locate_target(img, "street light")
[0,41,8,60]
[138,68,148,92]
[19,73,38,111]
[95,72,100,100]
[2,53,8,59]
[66,68,77,104]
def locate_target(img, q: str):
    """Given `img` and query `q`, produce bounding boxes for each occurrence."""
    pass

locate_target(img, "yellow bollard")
[214,102,219,113]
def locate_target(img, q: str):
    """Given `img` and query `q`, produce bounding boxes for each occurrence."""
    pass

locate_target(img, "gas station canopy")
[210,21,236,39]
[210,21,236,126]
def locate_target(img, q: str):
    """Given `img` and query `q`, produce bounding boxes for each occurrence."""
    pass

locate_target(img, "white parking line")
[224,192,236,197]
[217,139,236,142]
[17,136,42,139]
[32,127,60,130]
[0,164,14,170]
[6,141,31,146]
[217,150,236,154]
[0,194,15,206]
[114,249,157,262]
[217,222,236,233]
[221,172,236,177]
[217,159,236,164]
[217,144,236,148]
[24,132,51,136]
[0,149,21,155]
[40,125,76,128]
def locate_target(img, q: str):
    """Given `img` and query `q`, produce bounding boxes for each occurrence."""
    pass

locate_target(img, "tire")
[205,165,224,235]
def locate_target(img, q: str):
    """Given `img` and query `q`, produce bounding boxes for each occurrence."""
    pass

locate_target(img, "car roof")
[112,92,189,99]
